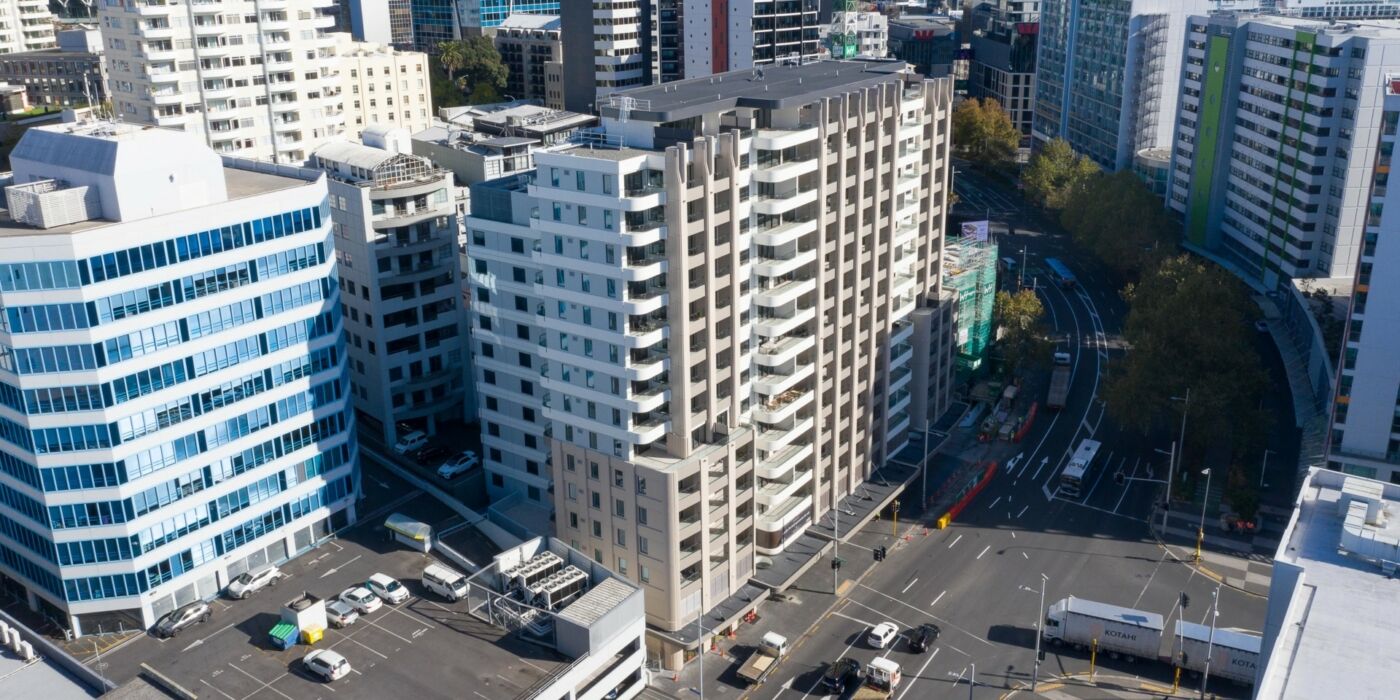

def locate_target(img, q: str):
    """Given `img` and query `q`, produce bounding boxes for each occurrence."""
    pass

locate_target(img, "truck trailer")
[1043,597,1163,661]
[1046,352,1072,409]
[1172,621,1261,685]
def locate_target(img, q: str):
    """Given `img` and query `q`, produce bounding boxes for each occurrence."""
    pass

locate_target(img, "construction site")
[944,222,998,378]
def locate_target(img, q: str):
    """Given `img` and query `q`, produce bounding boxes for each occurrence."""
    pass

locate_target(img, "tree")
[1059,170,1176,279]
[1103,255,1269,459]
[951,98,1021,170]
[437,40,467,85]
[1021,138,1099,210]
[994,289,1050,376]
[456,35,508,94]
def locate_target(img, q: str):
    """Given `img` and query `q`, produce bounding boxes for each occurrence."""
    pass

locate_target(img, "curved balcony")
[754,248,816,279]
[754,125,819,151]
[630,411,670,445]
[626,345,669,381]
[754,188,818,217]
[754,306,815,338]
[754,157,819,184]
[756,442,813,480]
[754,276,815,308]
[754,387,813,425]
[754,333,815,367]
[625,378,670,413]
[756,493,814,554]
[757,467,813,508]
[753,362,814,397]
[755,416,814,453]
[753,218,817,247]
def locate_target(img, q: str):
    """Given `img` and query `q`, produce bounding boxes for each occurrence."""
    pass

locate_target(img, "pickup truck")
[851,658,902,699]
[735,632,787,686]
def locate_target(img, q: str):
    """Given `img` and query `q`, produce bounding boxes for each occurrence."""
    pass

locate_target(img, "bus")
[1044,258,1077,288]
[1059,439,1101,498]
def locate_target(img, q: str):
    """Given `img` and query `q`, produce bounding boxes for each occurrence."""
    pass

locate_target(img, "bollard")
[7,627,20,651]
[20,640,35,661]
[0,620,8,640]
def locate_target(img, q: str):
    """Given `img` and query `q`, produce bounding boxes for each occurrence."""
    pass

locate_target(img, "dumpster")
[301,626,324,645]
[269,622,298,650]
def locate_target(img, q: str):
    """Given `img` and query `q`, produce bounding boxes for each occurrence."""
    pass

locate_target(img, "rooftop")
[598,59,911,123]
[0,637,101,700]
[1257,468,1400,698]
[1211,12,1400,38]
[496,13,560,31]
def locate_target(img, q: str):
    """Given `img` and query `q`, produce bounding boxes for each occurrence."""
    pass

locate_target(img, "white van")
[422,563,469,602]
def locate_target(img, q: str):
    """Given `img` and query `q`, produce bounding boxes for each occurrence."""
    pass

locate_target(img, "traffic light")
[873,546,888,562]
[832,557,844,570]
[1180,593,1190,609]
[1038,648,1046,661]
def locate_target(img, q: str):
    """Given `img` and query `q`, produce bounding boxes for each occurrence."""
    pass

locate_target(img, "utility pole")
[1175,388,1190,480]
[1162,440,1176,534]
[968,662,976,700]
[1197,468,1212,563]
[1033,573,1047,692]
[1020,245,1027,289]
[1200,586,1220,699]
[1260,449,1273,488]
[697,608,705,700]
[833,504,841,595]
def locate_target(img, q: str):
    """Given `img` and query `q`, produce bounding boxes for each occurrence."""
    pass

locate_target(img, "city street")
[731,167,1273,699]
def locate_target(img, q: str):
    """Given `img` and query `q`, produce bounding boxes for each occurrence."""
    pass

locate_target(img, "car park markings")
[199,678,237,700]
[976,545,991,560]
[319,554,363,579]
[226,662,294,700]
[363,614,415,645]
[182,621,238,652]
[930,590,946,608]
[947,534,962,549]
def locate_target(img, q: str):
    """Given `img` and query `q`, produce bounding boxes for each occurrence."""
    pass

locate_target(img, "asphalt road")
[740,167,1270,700]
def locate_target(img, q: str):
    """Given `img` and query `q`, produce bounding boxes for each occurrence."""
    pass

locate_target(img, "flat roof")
[599,59,910,123]
[1259,469,1400,698]
[0,646,101,700]
[556,577,634,628]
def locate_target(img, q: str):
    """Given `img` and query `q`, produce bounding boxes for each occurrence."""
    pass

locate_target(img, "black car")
[153,601,211,638]
[414,446,448,465]
[822,657,862,693]
[909,623,941,653]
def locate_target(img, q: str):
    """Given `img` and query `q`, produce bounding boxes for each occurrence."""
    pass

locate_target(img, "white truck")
[1042,596,1163,661]
[735,632,787,686]
[1172,621,1261,685]
[851,658,902,700]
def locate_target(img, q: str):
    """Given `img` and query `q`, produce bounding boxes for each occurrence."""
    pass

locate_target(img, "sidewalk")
[1001,672,1217,700]
[1152,509,1276,597]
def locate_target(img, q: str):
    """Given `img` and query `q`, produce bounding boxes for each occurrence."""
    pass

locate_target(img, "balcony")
[755,332,815,367]
[754,125,819,151]
[754,387,813,424]
[757,468,813,507]
[626,344,668,381]
[632,410,670,443]
[754,306,815,338]
[627,378,669,413]
[753,218,818,247]
[756,493,814,545]
[754,247,817,279]
[754,275,815,307]
[753,362,814,397]
[755,416,814,453]
[754,188,818,217]
[754,156,819,184]
[757,442,813,480]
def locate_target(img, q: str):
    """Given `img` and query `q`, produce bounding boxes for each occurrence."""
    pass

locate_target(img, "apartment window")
[567,483,577,501]
[550,168,560,186]
[615,528,626,547]
[591,491,601,508]
[638,536,648,555]
[639,565,650,583]
[636,477,647,495]
[592,520,602,537]
[552,203,562,221]
[590,462,599,479]
[566,454,576,471]
[577,170,586,190]
[617,557,628,576]
[603,174,613,194]
[637,506,648,526]
[568,512,578,528]
[615,499,625,517]
[578,206,588,226]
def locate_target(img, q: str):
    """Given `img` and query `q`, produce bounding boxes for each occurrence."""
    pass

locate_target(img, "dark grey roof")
[600,59,911,123]
[479,136,535,147]
[10,127,118,176]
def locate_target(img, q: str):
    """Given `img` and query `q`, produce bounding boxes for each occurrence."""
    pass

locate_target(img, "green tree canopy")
[455,35,508,93]
[1021,138,1100,210]
[1059,170,1176,279]
[1104,255,1268,455]
[951,98,1021,170]
[994,288,1050,376]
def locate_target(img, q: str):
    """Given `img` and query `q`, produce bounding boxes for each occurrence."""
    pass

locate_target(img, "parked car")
[868,621,898,649]
[437,450,479,480]
[153,601,211,638]
[303,649,352,682]
[393,430,427,455]
[822,657,863,692]
[339,586,383,615]
[909,623,941,653]
[225,566,281,600]
[325,599,359,628]
[365,573,410,604]
[414,445,448,466]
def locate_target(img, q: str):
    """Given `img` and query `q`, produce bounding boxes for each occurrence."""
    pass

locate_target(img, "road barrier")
[1013,402,1039,443]
[934,461,1000,529]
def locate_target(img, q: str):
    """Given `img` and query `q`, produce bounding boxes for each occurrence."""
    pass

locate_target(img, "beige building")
[466,60,957,669]
[491,13,560,107]
[336,33,431,142]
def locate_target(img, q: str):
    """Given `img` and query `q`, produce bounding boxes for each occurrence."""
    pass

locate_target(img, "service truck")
[1046,352,1072,409]
[1172,621,1261,685]
[735,632,787,686]
[851,657,902,700]
[1042,596,1163,661]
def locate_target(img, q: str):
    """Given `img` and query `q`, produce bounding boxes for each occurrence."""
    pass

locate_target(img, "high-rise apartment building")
[0,121,355,636]
[466,60,957,667]
[335,34,433,141]
[968,1,1040,140]
[312,140,465,446]
[559,0,652,113]
[344,0,415,47]
[752,0,821,65]
[1274,0,1400,18]
[0,0,56,55]
[458,0,560,32]
[1169,14,1400,287]
[1034,0,1217,170]
[492,13,561,105]
[99,0,346,164]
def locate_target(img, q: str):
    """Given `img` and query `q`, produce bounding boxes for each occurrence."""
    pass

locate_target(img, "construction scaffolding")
[945,227,998,378]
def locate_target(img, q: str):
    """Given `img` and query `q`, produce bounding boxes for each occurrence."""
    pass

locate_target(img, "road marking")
[342,635,389,659]
[1133,551,1171,608]
[1112,457,1143,514]
[1042,481,1056,501]
[947,534,962,549]
[797,621,869,700]
[987,496,1002,510]
[1016,505,1029,519]
[363,615,415,644]
[976,545,990,560]
[895,647,939,700]
[199,679,237,700]
[391,600,436,629]
[1083,453,1120,503]
[931,590,946,608]
[1011,531,1017,539]
[226,663,293,700]
[1022,552,1029,560]
[181,621,238,652]
[901,578,919,594]
[1030,456,1051,481]
[319,554,363,579]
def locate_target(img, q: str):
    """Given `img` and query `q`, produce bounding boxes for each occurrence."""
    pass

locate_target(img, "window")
[614,469,624,487]
[592,520,602,537]
[636,477,647,495]
[568,512,578,528]
[566,454,576,471]
[615,528,626,547]
[589,462,599,479]
[638,536,648,555]
[566,482,577,501]
[577,170,586,190]
[615,499,625,517]
[591,491,601,508]
[617,557,627,576]
[637,506,648,526]
[639,565,650,583]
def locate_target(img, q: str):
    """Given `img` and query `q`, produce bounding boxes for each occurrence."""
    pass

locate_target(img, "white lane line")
[182,621,239,652]
[1082,453,1118,503]
[342,635,389,659]
[319,554,363,579]
[846,594,994,647]
[199,679,236,700]
[1022,552,1029,560]
[1112,457,1143,514]
[931,590,946,608]
[798,622,869,700]
[226,663,293,700]
[987,496,1003,510]
[947,534,963,549]
[901,578,919,594]
[1016,505,1029,519]
[1132,551,1171,608]
[392,600,436,629]
[896,648,940,700]
[363,615,415,644]
[976,545,991,560]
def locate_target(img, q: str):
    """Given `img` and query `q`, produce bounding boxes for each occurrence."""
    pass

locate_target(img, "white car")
[325,599,359,628]
[339,586,383,615]
[437,451,479,480]
[303,649,351,682]
[393,430,428,454]
[226,566,281,599]
[867,621,899,649]
[365,573,410,604]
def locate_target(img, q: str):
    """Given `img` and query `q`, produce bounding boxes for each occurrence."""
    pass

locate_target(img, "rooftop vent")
[5,179,100,229]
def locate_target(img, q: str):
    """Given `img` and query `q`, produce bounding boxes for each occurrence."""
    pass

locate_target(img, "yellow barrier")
[935,514,951,529]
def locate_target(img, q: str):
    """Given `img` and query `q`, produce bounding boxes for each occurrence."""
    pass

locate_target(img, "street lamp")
[1033,573,1047,692]
[1200,585,1220,700]
[1170,389,1191,514]
[1260,449,1273,488]
[968,662,976,700]
[1154,441,1177,535]
[1197,468,1212,563]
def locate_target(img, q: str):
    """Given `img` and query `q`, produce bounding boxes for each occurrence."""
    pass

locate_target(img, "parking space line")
[947,534,962,549]
[930,590,946,608]
[392,600,436,629]
[200,679,237,700]
[226,663,293,700]
[182,621,238,652]
[363,615,415,645]
[901,578,918,594]
[976,545,990,560]
[340,634,389,659]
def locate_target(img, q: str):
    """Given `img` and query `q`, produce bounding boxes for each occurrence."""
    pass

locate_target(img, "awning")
[385,513,432,542]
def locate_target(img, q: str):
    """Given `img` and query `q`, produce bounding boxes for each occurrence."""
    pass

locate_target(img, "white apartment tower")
[0,122,355,636]
[466,61,957,668]
[312,139,467,445]
[99,0,345,164]
[0,0,56,54]
[335,33,432,142]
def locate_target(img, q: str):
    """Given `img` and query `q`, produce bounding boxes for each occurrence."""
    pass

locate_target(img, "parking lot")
[93,463,568,700]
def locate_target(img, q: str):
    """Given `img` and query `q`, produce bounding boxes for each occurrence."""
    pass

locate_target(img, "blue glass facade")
[479,0,560,28]
[0,192,357,629]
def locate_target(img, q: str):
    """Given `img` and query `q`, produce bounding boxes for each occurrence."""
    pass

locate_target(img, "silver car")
[325,599,359,628]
